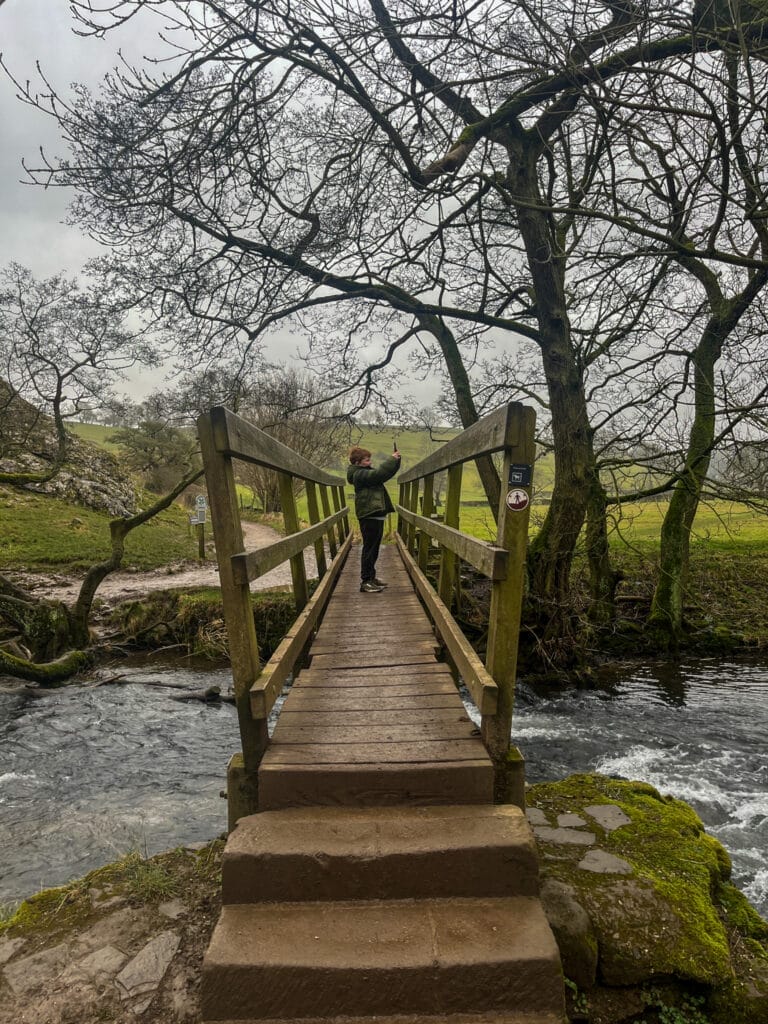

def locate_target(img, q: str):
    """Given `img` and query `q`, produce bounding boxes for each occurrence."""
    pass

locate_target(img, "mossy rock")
[108,587,297,661]
[527,774,768,1022]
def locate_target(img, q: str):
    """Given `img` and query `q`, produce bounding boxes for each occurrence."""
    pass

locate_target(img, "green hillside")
[0,488,197,571]
[69,421,121,452]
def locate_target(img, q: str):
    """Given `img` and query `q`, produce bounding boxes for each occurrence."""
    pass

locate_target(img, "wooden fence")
[395,402,536,801]
[197,407,352,785]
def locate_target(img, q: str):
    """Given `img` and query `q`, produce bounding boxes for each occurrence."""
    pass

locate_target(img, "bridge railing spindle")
[306,481,327,581]
[437,464,462,609]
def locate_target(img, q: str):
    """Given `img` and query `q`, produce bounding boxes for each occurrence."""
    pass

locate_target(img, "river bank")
[2,774,767,1024]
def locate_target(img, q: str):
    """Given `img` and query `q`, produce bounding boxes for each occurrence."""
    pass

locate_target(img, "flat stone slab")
[526,808,548,826]
[159,899,187,920]
[75,906,152,955]
[60,945,128,985]
[557,813,586,828]
[115,929,181,1009]
[584,804,631,832]
[3,941,70,995]
[532,826,595,846]
[0,935,26,966]
[577,849,633,875]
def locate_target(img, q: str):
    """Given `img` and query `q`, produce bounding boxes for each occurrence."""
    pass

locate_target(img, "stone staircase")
[201,804,565,1024]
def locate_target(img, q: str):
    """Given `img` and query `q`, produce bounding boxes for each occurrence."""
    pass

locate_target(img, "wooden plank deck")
[258,543,495,810]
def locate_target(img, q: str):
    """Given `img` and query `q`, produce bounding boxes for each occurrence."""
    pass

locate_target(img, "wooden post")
[331,485,346,545]
[397,481,407,540]
[196,520,206,560]
[338,484,350,538]
[482,405,536,802]
[406,480,419,555]
[197,413,268,782]
[418,473,435,573]
[438,464,462,608]
[319,485,338,558]
[306,481,327,580]
[279,471,310,614]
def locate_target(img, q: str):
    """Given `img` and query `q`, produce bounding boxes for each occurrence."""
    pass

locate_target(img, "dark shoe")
[360,580,384,593]
[373,578,387,587]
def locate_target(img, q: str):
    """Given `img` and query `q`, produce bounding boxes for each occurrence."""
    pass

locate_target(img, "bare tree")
[237,366,350,513]
[0,262,158,486]
[10,0,768,657]
[0,264,203,682]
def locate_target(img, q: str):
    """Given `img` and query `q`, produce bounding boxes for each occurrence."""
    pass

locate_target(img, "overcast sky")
[0,1,440,414]
[0,0,146,277]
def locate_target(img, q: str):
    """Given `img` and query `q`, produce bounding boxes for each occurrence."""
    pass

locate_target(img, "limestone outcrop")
[0,382,136,517]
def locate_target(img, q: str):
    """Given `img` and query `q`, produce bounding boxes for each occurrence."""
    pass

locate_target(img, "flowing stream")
[1,654,766,918]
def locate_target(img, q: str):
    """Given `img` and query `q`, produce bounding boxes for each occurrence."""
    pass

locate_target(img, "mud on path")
[9,521,322,607]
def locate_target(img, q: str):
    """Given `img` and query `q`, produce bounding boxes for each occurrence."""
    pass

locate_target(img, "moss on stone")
[526,773,768,1022]
[108,586,296,661]
[0,840,224,943]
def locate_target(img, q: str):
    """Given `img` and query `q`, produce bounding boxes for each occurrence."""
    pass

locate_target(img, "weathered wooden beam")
[197,411,268,772]
[438,464,462,608]
[394,534,498,717]
[231,509,347,585]
[397,404,521,484]
[483,405,536,767]
[305,481,328,580]
[319,485,338,558]
[417,474,435,573]
[396,505,507,580]
[209,406,345,487]
[279,471,309,613]
[250,531,354,720]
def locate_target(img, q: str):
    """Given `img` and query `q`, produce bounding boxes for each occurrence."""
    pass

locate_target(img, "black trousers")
[359,517,385,582]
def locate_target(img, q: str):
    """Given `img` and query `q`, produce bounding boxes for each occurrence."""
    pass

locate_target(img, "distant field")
[69,421,121,452]
[70,419,768,550]
[606,499,768,552]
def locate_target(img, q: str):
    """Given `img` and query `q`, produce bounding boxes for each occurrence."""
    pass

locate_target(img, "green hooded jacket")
[346,454,401,520]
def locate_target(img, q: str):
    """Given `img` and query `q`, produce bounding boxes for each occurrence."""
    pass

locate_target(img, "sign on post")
[193,495,207,559]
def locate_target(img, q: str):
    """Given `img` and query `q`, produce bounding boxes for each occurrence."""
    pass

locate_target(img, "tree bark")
[419,314,501,515]
[586,473,623,624]
[648,326,722,642]
[505,133,598,647]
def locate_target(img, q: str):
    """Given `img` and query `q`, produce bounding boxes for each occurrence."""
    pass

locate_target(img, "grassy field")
[69,416,768,548]
[0,488,197,571]
[69,421,122,453]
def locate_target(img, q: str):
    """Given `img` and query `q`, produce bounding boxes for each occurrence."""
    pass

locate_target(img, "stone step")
[201,897,564,1020]
[223,804,539,904]
[257,758,493,810]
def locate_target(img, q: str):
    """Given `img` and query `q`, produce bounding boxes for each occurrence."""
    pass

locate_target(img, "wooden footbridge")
[197,405,565,1024]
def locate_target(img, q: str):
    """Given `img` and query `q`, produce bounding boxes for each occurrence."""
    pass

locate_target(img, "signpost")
[192,495,207,560]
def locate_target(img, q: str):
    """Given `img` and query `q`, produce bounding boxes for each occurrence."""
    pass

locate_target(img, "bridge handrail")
[395,402,535,792]
[395,534,499,716]
[395,506,508,580]
[198,405,351,771]
[203,405,345,487]
[397,404,520,483]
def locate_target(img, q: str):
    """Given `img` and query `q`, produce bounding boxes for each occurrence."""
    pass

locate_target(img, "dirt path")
[9,521,322,607]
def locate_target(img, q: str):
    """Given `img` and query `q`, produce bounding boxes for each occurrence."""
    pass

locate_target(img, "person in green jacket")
[347,445,401,592]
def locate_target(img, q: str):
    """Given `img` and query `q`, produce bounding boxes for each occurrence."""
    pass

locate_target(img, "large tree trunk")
[508,140,597,650]
[648,328,721,643]
[420,314,501,515]
[585,473,622,624]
